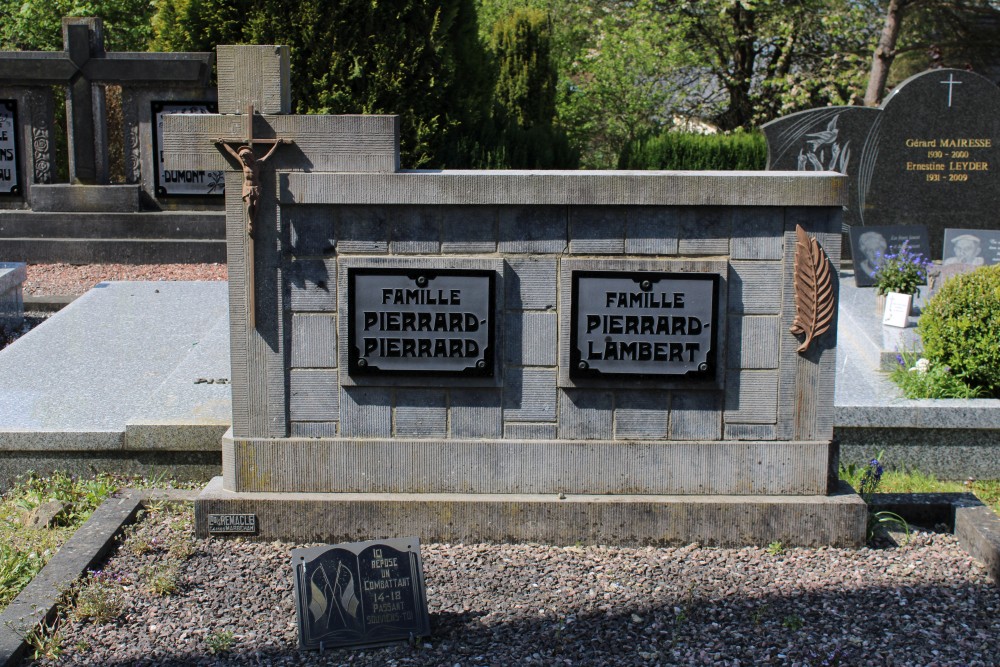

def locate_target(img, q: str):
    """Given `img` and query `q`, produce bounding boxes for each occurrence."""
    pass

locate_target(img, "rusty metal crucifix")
[214,103,292,327]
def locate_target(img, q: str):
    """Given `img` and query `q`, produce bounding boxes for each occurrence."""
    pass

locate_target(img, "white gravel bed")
[23,503,1000,667]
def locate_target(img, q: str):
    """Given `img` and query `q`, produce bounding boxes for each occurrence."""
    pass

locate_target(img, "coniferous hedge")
[617,131,767,171]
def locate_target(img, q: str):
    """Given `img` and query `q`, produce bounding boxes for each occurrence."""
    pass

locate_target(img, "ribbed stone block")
[390,207,441,254]
[614,390,670,440]
[559,390,614,440]
[498,206,567,254]
[727,316,780,369]
[728,261,783,315]
[505,257,557,311]
[503,423,557,439]
[217,45,290,114]
[441,206,497,253]
[286,259,337,312]
[678,208,731,254]
[625,207,680,255]
[289,370,339,422]
[503,368,557,422]
[506,311,557,367]
[291,422,338,438]
[451,390,503,438]
[724,370,779,424]
[337,206,390,253]
[290,314,337,368]
[670,392,722,440]
[340,387,392,437]
[394,390,447,438]
[568,207,625,254]
[731,208,784,260]
[725,424,777,441]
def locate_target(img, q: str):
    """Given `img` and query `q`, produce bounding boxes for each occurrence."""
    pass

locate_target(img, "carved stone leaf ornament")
[790,224,835,353]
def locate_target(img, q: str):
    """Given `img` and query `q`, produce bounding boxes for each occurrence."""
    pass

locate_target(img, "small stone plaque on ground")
[292,537,430,651]
[152,101,224,197]
[570,271,718,379]
[848,224,930,287]
[207,513,257,534]
[348,268,494,376]
[0,100,20,196]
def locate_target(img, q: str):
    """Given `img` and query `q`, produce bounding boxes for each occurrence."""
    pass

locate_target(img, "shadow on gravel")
[42,581,999,667]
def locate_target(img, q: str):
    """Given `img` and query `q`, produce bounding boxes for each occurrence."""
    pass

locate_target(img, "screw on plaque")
[416,275,428,287]
[578,361,588,370]
[640,280,652,291]
[698,363,708,371]
[476,360,486,369]
[358,358,368,368]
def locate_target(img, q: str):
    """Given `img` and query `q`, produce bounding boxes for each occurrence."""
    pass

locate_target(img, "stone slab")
[223,432,834,495]
[0,282,229,452]
[0,489,197,667]
[29,184,140,212]
[0,262,25,327]
[1,238,225,264]
[195,476,866,547]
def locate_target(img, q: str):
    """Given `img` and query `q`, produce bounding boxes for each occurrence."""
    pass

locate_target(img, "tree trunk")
[865,0,908,107]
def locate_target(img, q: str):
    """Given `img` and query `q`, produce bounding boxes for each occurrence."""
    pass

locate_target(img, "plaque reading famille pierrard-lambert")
[0,100,20,196]
[152,101,224,197]
[292,538,430,651]
[348,268,494,376]
[571,271,718,379]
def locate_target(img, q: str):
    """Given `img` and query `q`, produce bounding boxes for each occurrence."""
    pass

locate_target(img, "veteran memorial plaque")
[0,100,20,196]
[152,101,224,197]
[571,271,718,379]
[292,538,430,651]
[348,268,494,376]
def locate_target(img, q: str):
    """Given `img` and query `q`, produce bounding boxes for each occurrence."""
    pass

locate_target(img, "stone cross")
[0,17,211,183]
[161,45,399,438]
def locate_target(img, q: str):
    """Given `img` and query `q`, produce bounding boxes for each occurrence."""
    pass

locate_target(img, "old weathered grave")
[763,68,1000,259]
[0,17,223,262]
[167,45,865,547]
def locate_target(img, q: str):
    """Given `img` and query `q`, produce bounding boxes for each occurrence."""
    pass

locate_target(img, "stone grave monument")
[165,45,865,547]
[763,68,1000,260]
[0,17,224,263]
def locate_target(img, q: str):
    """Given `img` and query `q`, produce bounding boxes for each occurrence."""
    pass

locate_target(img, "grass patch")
[0,471,199,611]
[840,463,1000,515]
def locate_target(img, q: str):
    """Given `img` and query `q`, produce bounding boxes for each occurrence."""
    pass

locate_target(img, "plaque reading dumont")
[348,268,494,376]
[292,537,430,651]
[0,100,20,196]
[152,101,224,197]
[571,271,718,378]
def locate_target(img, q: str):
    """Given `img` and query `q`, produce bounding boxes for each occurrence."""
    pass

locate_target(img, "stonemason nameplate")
[292,537,430,651]
[152,101,224,197]
[348,268,494,376]
[0,100,20,196]
[571,271,718,379]
[207,513,258,534]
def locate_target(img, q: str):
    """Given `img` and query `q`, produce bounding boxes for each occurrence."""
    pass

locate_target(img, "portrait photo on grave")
[848,224,930,287]
[942,227,1000,271]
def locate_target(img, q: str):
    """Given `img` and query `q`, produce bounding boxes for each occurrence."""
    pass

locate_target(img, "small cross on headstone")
[941,73,963,108]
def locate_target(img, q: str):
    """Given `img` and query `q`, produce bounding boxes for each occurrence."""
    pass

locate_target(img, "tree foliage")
[0,0,155,51]
[151,0,493,168]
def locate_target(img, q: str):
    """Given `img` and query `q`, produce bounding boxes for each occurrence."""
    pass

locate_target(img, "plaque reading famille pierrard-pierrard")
[348,268,494,376]
[571,271,718,379]
[292,537,430,651]
[0,100,20,196]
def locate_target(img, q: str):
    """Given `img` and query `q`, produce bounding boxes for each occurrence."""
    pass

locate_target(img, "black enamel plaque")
[151,101,223,197]
[0,100,21,196]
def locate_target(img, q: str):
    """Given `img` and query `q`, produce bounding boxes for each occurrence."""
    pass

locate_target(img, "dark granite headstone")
[0,100,20,196]
[763,69,1000,259]
[151,101,224,197]
[762,106,880,228]
[847,224,930,287]
[292,537,430,651]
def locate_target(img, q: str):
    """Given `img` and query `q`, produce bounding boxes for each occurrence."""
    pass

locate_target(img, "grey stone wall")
[278,200,841,444]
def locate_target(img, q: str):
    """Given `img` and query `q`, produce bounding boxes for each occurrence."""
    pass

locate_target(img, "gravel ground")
[23,262,227,297]
[23,503,1000,667]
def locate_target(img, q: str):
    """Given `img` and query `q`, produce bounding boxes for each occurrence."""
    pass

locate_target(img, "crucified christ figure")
[216,139,289,237]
